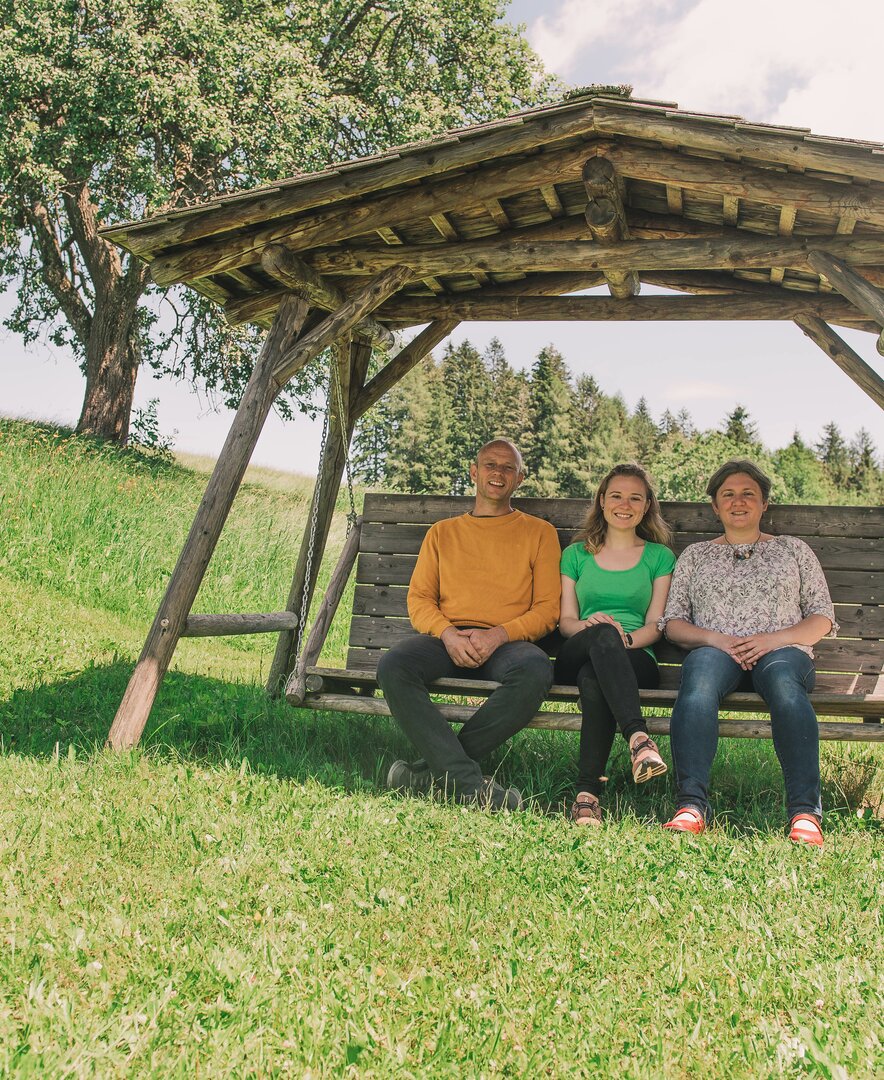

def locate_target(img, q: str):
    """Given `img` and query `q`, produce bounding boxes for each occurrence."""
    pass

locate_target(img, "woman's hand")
[707,631,752,667]
[731,631,786,669]
[583,612,626,643]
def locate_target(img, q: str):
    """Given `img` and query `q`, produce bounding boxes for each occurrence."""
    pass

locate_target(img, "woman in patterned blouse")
[659,459,836,847]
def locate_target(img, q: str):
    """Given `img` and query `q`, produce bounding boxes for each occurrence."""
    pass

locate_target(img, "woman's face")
[600,474,649,533]
[711,472,768,534]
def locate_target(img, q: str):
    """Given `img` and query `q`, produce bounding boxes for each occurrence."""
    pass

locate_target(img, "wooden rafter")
[582,155,639,298]
[794,315,884,408]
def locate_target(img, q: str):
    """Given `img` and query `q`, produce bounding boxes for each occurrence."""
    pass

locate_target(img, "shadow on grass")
[2,662,879,831]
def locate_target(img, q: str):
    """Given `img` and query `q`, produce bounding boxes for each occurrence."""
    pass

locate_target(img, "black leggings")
[554,623,660,796]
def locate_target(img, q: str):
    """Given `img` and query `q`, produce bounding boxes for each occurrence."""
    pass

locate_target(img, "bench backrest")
[348,494,884,694]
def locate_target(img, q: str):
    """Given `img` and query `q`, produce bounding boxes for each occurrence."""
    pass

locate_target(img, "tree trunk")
[76,330,140,443]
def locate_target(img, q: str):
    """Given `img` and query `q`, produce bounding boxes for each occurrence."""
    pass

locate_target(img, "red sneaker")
[788,814,823,848]
[663,807,706,835]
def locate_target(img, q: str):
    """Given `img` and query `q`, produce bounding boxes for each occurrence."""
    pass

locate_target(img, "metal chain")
[294,373,330,662]
[332,340,359,536]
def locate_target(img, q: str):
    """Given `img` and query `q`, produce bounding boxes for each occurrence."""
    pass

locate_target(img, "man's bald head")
[476,438,524,476]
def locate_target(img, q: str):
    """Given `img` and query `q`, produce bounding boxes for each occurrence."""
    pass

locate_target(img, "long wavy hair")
[576,463,672,553]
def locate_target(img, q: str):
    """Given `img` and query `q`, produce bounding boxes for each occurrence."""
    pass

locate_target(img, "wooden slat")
[359,521,883,571]
[347,616,883,673]
[361,493,884,538]
[307,666,884,704]
[300,694,884,737]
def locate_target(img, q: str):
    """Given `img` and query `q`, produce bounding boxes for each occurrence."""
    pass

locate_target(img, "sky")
[2,0,882,472]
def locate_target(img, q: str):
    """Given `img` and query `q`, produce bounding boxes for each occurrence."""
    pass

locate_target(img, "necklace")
[725,533,762,561]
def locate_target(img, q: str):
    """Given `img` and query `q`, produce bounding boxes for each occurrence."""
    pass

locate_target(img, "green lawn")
[0,418,881,1077]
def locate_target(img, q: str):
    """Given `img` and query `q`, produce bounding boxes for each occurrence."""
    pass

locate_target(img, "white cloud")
[528,0,884,142]
[664,381,735,402]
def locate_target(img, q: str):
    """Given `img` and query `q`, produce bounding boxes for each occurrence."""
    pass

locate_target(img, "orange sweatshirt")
[407,510,561,642]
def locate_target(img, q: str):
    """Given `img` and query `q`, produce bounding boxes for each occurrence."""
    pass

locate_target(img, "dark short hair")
[706,459,772,502]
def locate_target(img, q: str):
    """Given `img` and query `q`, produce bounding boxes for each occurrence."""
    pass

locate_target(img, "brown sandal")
[569,792,602,826]
[630,735,668,784]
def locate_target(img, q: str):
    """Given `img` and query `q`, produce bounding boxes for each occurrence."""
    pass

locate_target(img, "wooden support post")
[260,244,395,349]
[182,612,299,637]
[582,156,639,298]
[266,340,375,694]
[794,315,884,410]
[806,250,884,356]
[106,295,310,750]
[285,518,363,705]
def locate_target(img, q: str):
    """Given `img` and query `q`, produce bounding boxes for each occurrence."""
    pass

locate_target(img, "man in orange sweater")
[377,439,561,810]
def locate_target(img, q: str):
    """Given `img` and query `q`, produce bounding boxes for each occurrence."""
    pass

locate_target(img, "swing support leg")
[107,296,310,750]
[267,339,373,694]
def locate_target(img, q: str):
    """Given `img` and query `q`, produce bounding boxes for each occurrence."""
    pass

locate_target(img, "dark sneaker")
[459,776,524,812]
[386,759,435,796]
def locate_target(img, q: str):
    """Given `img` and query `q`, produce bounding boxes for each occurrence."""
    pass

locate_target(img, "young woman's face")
[600,475,649,533]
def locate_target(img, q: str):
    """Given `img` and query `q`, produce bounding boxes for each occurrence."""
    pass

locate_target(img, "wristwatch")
[624,632,634,648]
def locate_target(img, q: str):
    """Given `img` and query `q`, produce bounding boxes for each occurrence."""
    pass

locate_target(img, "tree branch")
[25,199,92,347]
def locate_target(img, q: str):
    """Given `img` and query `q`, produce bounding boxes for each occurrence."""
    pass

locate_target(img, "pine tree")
[385,357,452,493]
[772,432,829,502]
[440,340,494,494]
[631,397,659,461]
[815,422,851,489]
[484,338,530,446]
[522,345,575,496]
[723,404,758,445]
[848,428,882,500]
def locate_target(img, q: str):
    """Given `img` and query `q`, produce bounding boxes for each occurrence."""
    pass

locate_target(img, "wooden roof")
[102,94,884,336]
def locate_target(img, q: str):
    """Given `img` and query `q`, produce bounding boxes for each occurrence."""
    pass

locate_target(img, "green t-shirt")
[560,541,676,653]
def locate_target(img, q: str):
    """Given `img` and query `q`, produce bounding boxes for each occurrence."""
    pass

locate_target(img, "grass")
[1,417,882,1077]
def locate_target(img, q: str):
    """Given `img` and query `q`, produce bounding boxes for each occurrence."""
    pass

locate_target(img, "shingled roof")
[102,94,884,336]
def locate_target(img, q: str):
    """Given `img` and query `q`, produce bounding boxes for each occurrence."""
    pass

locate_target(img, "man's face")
[469,444,523,504]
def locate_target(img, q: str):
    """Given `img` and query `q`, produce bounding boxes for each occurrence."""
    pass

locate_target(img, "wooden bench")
[287,494,884,742]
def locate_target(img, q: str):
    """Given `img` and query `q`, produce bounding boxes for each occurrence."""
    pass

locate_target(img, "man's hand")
[441,627,483,668]
[465,625,509,664]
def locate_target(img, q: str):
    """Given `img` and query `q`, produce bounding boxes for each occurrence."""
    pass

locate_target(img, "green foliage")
[0,0,553,439]
[355,337,884,504]
[0,417,882,1076]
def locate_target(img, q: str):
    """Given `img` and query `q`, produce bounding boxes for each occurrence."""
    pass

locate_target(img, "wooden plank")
[346,616,883,673]
[806,251,884,332]
[361,493,884,537]
[182,612,298,637]
[300,693,884,737]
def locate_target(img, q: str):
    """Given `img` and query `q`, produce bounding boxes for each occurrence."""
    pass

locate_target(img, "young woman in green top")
[555,463,676,825]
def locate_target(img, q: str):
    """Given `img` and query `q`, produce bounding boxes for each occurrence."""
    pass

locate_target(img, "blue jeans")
[670,646,821,821]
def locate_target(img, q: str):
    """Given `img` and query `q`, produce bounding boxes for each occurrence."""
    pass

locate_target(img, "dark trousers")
[376,634,553,795]
[669,646,821,821]
[554,623,660,796]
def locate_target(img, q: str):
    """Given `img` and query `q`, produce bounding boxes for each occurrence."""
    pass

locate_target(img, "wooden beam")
[182,612,299,637]
[104,102,602,255]
[722,195,739,227]
[592,104,884,185]
[272,265,412,386]
[267,340,376,693]
[260,244,394,349]
[355,318,459,418]
[540,183,565,217]
[148,142,598,287]
[309,235,884,278]
[794,315,884,410]
[107,295,310,750]
[377,293,866,325]
[582,156,639,298]
[806,251,884,346]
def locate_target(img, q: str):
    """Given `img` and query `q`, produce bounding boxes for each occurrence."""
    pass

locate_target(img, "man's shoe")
[386,759,434,797]
[630,735,668,784]
[662,807,706,834]
[460,776,524,811]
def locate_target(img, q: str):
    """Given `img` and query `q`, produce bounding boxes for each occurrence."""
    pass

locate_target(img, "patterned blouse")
[659,536,838,658]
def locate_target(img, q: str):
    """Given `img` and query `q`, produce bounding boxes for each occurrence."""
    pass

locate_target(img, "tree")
[522,345,574,496]
[440,340,495,493]
[630,397,659,461]
[772,432,829,503]
[0,0,551,442]
[722,404,758,446]
[815,422,851,489]
[385,358,452,493]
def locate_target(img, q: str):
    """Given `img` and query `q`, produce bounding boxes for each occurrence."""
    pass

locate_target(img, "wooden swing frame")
[98,93,884,749]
